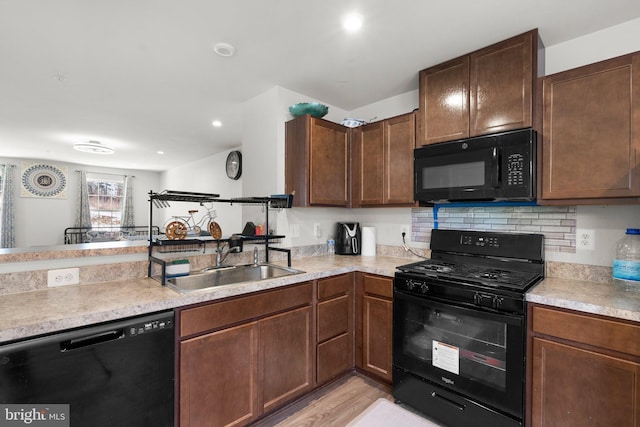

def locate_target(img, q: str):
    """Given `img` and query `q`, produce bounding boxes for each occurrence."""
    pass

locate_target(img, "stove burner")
[416,264,454,274]
[473,270,511,281]
[398,260,542,290]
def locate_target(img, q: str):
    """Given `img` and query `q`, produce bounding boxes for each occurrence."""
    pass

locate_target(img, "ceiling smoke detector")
[73,141,114,154]
[213,42,236,57]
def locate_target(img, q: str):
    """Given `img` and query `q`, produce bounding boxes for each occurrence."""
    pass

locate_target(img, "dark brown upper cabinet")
[540,52,640,204]
[417,29,541,146]
[352,112,416,207]
[285,115,350,207]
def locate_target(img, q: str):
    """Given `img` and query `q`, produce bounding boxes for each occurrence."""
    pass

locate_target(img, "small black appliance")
[414,128,536,204]
[335,222,361,255]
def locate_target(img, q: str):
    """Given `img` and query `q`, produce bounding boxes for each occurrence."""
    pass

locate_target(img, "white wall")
[2,156,160,247]
[159,148,244,237]
[239,86,351,246]
[545,17,640,74]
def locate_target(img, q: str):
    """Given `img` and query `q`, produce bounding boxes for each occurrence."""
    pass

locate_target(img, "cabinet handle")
[430,391,465,411]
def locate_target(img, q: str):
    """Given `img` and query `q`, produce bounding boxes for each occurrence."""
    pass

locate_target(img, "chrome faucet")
[253,246,259,265]
[201,242,238,272]
[216,243,228,267]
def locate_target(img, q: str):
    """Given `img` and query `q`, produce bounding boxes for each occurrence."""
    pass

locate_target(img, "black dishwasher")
[0,310,174,427]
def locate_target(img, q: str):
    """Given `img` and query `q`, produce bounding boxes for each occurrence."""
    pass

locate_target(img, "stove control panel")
[394,274,526,315]
[461,234,500,248]
[430,229,544,263]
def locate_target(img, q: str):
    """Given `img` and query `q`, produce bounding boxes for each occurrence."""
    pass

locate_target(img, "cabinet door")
[417,56,470,146]
[358,274,393,383]
[469,30,535,136]
[309,118,350,206]
[541,53,640,202]
[352,121,384,206]
[260,306,313,415]
[531,337,640,427]
[180,322,259,427]
[384,113,415,205]
[362,295,393,382]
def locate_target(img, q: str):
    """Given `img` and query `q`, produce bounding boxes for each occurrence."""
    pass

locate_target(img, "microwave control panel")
[506,153,525,186]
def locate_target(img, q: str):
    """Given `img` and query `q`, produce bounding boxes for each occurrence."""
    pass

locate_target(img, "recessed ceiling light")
[73,140,114,154]
[157,151,165,155]
[213,42,236,57]
[343,13,363,32]
[212,120,222,127]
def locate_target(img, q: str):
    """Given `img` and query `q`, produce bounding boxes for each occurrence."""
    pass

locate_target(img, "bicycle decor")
[164,203,222,240]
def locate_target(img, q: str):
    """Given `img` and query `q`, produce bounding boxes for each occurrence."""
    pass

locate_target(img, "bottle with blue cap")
[327,239,335,255]
[613,228,640,291]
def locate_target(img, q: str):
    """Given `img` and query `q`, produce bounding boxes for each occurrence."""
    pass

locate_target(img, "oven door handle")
[430,391,465,411]
[491,147,501,188]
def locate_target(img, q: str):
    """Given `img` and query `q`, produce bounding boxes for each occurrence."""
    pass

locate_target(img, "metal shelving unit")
[147,190,293,284]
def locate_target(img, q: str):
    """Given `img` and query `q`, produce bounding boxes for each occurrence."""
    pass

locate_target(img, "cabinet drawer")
[532,305,640,357]
[317,333,351,384]
[317,295,349,342]
[363,274,392,299]
[180,282,312,338]
[317,274,352,300]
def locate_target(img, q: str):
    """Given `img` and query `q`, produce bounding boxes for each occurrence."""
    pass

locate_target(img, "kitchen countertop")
[526,276,640,322]
[3,254,640,343]
[0,255,404,343]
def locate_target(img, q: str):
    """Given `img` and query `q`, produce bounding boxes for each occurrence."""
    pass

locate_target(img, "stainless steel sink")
[166,263,305,293]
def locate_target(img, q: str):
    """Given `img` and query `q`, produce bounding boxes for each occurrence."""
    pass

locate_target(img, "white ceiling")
[2,0,640,171]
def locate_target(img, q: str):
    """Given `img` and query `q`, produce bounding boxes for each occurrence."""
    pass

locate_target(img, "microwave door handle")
[491,147,500,188]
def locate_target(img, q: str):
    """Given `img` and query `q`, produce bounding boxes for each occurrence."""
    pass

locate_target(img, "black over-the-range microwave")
[414,128,536,204]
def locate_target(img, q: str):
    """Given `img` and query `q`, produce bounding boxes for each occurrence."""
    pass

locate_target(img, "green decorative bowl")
[289,102,329,118]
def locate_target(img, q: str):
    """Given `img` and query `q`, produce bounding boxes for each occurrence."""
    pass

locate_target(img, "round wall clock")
[226,151,242,180]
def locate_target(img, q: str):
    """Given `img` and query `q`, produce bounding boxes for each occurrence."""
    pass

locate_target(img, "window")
[86,173,124,228]
[0,171,4,236]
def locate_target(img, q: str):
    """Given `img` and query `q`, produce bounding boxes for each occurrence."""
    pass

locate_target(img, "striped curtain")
[121,175,135,228]
[75,170,91,228]
[0,164,16,248]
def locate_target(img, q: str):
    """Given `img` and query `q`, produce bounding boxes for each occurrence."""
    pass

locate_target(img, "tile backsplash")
[411,205,577,253]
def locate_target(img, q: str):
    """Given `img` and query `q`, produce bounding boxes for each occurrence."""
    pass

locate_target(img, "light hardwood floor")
[252,373,393,427]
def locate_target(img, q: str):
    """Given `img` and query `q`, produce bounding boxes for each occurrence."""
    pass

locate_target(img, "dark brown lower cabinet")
[356,273,393,383]
[261,306,313,414]
[316,273,354,385]
[529,304,640,427]
[178,283,313,427]
[180,323,258,427]
[178,273,395,426]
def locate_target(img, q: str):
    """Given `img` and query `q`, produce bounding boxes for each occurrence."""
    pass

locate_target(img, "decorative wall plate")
[21,162,68,199]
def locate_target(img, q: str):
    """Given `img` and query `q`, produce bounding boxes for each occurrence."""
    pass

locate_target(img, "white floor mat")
[346,398,441,427]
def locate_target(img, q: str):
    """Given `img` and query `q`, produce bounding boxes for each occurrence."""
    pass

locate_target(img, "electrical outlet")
[47,268,80,287]
[577,229,595,251]
[400,224,410,236]
[313,223,322,238]
[290,224,300,238]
